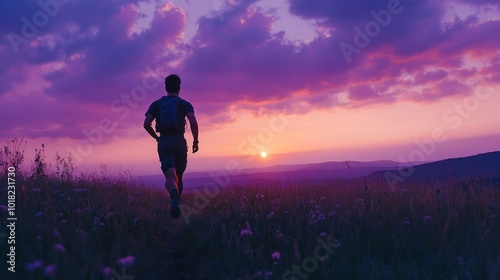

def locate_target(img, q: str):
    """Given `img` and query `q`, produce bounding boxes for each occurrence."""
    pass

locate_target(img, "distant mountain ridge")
[137,152,500,189]
[371,151,500,183]
[138,160,416,189]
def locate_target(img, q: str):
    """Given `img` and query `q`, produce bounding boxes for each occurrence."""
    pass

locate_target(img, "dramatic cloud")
[1,0,187,139]
[179,0,498,114]
[1,0,499,141]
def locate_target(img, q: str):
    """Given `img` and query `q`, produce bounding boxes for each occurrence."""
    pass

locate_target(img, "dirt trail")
[136,218,201,280]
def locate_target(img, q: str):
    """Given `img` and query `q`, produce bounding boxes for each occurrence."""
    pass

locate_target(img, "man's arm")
[186,112,199,153]
[143,114,159,141]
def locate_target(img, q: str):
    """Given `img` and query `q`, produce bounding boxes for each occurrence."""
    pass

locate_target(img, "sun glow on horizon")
[260,151,268,158]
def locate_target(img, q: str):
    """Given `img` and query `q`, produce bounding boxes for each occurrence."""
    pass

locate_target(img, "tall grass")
[1,139,499,280]
[179,179,500,279]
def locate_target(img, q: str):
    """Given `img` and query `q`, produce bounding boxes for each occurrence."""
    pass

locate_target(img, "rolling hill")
[138,151,500,190]
[370,151,500,183]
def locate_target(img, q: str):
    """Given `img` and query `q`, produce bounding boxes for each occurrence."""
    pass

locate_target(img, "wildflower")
[33,188,41,194]
[320,196,327,202]
[424,215,432,223]
[256,193,265,200]
[102,267,112,275]
[402,221,411,226]
[116,255,135,267]
[265,271,273,277]
[458,256,465,266]
[74,189,82,194]
[0,205,8,212]
[26,260,42,271]
[54,244,66,252]
[36,235,42,240]
[44,264,57,276]
[107,211,115,217]
[273,198,281,206]
[332,239,341,248]
[328,212,335,219]
[35,212,43,217]
[316,213,326,222]
[241,229,253,236]
[275,229,284,239]
[320,232,327,237]
[61,219,67,224]
[271,251,281,261]
[53,229,60,237]
[267,211,275,220]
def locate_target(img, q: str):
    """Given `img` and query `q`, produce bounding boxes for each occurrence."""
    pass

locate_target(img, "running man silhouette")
[144,74,199,218]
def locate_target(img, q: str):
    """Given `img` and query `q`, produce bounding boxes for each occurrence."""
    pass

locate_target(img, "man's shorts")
[157,135,188,174]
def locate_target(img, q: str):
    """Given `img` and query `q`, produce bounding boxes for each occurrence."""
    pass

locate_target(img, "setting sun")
[260,151,268,158]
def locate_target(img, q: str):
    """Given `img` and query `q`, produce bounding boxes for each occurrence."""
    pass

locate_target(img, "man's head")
[165,74,181,94]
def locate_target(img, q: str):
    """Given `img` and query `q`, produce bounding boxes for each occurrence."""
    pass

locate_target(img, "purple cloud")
[1,0,499,141]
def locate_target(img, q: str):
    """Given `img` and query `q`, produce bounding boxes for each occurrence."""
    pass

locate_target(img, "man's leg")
[175,139,188,199]
[163,167,180,218]
[163,167,178,194]
[158,138,181,218]
[176,170,183,199]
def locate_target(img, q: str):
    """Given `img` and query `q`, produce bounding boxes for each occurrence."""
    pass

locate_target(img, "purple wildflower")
[44,264,57,276]
[26,260,42,271]
[267,211,275,220]
[116,255,135,267]
[54,244,66,252]
[102,267,112,275]
[241,229,253,236]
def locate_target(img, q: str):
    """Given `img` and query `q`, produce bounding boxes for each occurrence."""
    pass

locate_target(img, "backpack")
[156,96,185,133]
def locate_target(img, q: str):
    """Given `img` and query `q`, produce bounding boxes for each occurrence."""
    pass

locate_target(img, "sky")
[1,0,499,175]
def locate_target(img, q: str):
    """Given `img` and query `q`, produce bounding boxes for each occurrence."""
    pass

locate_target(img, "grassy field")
[1,142,500,279]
